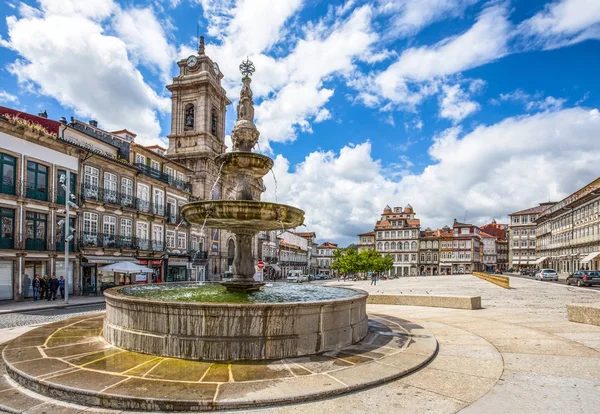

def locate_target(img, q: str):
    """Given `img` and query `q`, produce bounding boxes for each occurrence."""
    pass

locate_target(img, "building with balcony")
[536,178,600,273]
[357,231,375,252]
[296,232,317,275]
[257,230,281,279]
[508,202,554,270]
[374,204,421,277]
[419,228,440,275]
[439,226,453,275]
[480,220,508,271]
[0,107,79,300]
[315,241,338,276]
[450,219,482,274]
[278,231,309,277]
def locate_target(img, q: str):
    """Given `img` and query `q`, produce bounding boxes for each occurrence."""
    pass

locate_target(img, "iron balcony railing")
[190,250,209,265]
[135,163,171,184]
[170,177,192,193]
[80,184,166,216]
[80,232,144,250]
[55,237,76,252]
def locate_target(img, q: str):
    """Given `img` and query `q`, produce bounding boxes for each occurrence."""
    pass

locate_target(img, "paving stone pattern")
[0,304,106,330]
[1,313,437,412]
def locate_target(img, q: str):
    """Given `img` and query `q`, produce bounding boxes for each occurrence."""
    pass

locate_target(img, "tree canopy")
[331,248,394,275]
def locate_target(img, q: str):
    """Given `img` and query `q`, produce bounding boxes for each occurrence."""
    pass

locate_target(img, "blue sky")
[1,0,600,245]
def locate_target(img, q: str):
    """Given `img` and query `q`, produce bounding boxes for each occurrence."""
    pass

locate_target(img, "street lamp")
[58,172,78,304]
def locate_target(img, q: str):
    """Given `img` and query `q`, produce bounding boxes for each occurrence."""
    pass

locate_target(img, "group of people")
[30,274,65,301]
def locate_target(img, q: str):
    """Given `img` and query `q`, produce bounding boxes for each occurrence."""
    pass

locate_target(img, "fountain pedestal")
[222,230,264,292]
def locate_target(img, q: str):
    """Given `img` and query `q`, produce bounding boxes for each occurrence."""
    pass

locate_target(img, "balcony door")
[0,153,16,195]
[26,161,48,201]
[136,222,149,250]
[137,184,150,212]
[121,178,133,208]
[104,172,117,203]
[103,216,117,248]
[83,166,99,199]
[0,208,15,249]
[56,170,77,205]
[25,212,47,250]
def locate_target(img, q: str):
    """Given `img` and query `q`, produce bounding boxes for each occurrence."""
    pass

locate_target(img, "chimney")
[38,110,47,118]
[89,119,98,127]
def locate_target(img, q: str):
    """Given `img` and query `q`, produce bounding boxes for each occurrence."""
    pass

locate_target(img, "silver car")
[536,268,558,281]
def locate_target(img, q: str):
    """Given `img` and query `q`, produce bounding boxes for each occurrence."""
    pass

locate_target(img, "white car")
[536,268,558,281]
[287,271,308,283]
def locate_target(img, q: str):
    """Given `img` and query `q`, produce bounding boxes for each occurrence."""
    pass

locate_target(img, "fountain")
[101,60,369,361]
[0,58,438,413]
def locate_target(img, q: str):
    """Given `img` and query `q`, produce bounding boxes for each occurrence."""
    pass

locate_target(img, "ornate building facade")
[508,202,554,270]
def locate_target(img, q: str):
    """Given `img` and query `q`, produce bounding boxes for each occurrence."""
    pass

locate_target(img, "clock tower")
[166,36,232,200]
[166,36,233,280]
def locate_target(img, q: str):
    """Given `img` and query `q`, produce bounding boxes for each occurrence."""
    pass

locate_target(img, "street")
[0,303,105,329]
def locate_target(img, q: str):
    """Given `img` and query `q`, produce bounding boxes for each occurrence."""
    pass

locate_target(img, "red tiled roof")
[509,203,553,216]
[317,242,338,249]
[480,231,495,238]
[357,231,375,236]
[480,222,508,241]
[0,105,60,135]
[295,232,316,237]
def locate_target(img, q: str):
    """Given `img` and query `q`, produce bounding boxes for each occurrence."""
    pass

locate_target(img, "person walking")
[39,274,47,301]
[32,275,40,301]
[371,272,377,286]
[59,276,65,299]
[44,275,52,300]
[49,275,59,301]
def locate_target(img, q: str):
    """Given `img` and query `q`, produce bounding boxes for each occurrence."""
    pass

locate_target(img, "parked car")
[535,268,558,281]
[314,274,329,280]
[566,270,600,287]
[532,269,542,278]
[520,269,531,276]
[287,270,308,283]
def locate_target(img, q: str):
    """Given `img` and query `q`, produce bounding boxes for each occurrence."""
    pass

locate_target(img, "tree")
[332,247,361,275]
[358,250,393,277]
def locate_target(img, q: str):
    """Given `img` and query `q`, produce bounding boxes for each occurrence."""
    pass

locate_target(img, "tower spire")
[199,35,205,55]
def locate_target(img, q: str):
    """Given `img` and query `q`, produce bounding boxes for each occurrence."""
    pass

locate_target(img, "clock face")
[187,56,198,68]
[213,62,220,75]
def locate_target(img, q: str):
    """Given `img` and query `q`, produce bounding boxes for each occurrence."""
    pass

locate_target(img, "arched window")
[420,241,425,248]
[377,242,382,250]
[391,241,396,250]
[384,242,389,250]
[404,241,409,250]
[420,254,425,262]
[184,104,195,131]
[427,253,431,262]
[227,239,235,267]
[433,241,438,248]
[427,241,432,248]
[433,253,438,261]
[411,241,417,250]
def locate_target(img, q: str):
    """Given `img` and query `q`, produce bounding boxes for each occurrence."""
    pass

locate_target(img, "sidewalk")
[0,295,105,315]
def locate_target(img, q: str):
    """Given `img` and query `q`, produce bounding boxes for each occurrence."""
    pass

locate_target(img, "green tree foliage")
[332,248,394,277]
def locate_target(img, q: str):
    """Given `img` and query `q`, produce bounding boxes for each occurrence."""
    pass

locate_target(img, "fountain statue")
[181,58,304,292]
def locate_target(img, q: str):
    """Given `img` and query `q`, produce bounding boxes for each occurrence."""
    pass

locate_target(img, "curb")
[0,299,105,315]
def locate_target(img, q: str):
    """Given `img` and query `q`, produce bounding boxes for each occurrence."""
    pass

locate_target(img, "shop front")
[81,255,137,293]
[137,259,163,283]
[24,259,49,299]
[0,260,14,300]
[167,256,190,282]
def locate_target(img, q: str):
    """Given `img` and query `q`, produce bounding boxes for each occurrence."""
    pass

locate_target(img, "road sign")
[257,261,265,270]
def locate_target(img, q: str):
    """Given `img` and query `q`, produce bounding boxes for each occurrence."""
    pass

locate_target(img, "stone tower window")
[211,108,218,137]
[184,104,194,131]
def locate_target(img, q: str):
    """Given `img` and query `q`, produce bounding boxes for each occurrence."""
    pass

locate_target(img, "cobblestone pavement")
[0,303,106,329]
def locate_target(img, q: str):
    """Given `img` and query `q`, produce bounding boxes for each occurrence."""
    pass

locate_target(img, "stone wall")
[368,294,481,310]
[103,286,368,361]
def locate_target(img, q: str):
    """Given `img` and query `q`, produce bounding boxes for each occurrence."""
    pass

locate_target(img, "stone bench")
[367,294,481,310]
[472,272,510,289]
[567,303,600,327]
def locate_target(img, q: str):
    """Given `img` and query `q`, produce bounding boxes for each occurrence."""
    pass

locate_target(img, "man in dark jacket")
[39,275,47,300]
[59,276,65,299]
[49,275,60,301]
[32,275,40,301]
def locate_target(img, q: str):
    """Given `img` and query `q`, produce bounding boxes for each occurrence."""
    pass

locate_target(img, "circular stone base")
[2,313,437,412]
[221,280,265,292]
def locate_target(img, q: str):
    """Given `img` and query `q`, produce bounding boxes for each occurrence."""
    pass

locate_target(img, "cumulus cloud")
[1,0,171,143]
[493,89,567,112]
[438,84,480,123]
[263,108,600,245]
[518,0,600,49]
[377,0,480,38]
[0,90,19,104]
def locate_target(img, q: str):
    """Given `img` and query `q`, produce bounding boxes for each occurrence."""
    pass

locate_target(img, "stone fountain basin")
[215,152,274,178]
[103,283,369,361]
[181,200,304,232]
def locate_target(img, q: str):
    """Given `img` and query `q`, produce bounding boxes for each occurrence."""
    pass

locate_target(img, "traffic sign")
[257,261,265,270]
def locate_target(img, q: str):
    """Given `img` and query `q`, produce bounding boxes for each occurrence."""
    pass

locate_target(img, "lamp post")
[59,172,78,304]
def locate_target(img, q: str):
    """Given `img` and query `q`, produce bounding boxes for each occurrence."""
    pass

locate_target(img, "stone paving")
[0,275,599,413]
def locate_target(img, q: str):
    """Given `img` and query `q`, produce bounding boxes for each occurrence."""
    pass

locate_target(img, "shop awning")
[266,264,281,272]
[83,256,136,265]
[581,252,600,263]
[533,257,548,264]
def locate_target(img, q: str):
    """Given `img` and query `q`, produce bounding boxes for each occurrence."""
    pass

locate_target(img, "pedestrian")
[371,272,377,286]
[44,275,52,300]
[49,275,59,301]
[39,274,47,301]
[32,275,40,302]
[59,276,65,299]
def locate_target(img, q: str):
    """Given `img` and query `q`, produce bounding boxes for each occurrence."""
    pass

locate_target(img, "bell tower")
[166,36,232,199]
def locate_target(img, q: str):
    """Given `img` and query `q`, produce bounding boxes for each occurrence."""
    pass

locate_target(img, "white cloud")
[518,0,600,49]
[0,90,19,104]
[314,108,331,123]
[2,0,170,143]
[377,0,480,38]
[494,89,567,112]
[438,84,480,123]
[112,6,176,83]
[263,107,600,245]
